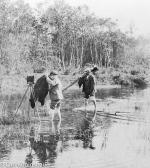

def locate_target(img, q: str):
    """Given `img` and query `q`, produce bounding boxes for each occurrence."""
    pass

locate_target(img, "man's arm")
[45,74,58,86]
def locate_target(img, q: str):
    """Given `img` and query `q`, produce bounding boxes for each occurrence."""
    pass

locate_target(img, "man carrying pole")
[78,66,99,121]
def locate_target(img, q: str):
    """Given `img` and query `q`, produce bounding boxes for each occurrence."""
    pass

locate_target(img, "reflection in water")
[75,117,96,149]
[27,120,62,166]
[27,117,97,166]
[0,142,10,160]
[1,87,150,168]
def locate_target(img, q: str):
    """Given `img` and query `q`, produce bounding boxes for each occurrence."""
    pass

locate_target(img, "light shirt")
[46,76,63,100]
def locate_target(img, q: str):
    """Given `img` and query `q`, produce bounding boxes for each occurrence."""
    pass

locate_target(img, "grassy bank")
[0,66,149,96]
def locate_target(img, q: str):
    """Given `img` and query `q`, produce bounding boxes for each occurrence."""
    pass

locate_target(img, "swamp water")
[0,86,150,168]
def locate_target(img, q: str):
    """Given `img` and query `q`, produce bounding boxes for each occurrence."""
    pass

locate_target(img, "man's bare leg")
[84,98,88,117]
[91,97,97,122]
[56,106,61,121]
[51,109,55,121]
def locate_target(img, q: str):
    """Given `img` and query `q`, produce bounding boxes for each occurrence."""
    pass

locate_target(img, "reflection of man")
[75,117,95,149]
[28,120,62,165]
[78,66,99,120]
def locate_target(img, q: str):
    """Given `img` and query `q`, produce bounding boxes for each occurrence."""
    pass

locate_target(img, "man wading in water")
[45,70,63,121]
[78,66,99,121]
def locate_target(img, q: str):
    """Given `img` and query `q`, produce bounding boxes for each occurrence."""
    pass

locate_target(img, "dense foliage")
[0,0,149,75]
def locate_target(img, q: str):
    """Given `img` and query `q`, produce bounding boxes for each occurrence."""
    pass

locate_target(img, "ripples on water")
[0,87,150,168]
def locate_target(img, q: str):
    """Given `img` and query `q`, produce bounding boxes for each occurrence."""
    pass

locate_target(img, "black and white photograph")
[0,0,150,167]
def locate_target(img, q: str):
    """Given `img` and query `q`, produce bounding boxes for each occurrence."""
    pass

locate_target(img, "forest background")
[0,0,150,95]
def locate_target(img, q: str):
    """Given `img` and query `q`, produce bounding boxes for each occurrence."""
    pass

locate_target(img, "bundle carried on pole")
[29,75,49,108]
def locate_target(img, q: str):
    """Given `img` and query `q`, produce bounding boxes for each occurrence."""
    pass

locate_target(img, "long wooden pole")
[62,78,79,92]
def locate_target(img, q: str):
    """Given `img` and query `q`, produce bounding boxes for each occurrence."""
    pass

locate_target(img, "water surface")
[0,86,150,168]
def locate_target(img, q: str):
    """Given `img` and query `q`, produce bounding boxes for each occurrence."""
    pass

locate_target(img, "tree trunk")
[75,36,79,67]
[69,42,73,66]
[94,41,98,64]
[61,42,65,70]
[90,41,93,62]
[80,37,84,67]
[112,41,117,67]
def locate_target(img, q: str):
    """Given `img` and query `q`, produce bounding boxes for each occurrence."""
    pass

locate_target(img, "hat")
[91,66,99,72]
[50,70,58,75]
[84,68,91,74]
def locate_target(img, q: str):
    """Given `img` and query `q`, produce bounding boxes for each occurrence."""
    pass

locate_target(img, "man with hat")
[45,70,63,121]
[78,66,99,121]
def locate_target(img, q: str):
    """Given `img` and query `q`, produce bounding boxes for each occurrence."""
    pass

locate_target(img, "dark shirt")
[78,74,95,97]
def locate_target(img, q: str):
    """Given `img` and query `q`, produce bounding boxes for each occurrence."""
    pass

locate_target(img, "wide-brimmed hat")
[50,70,58,76]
